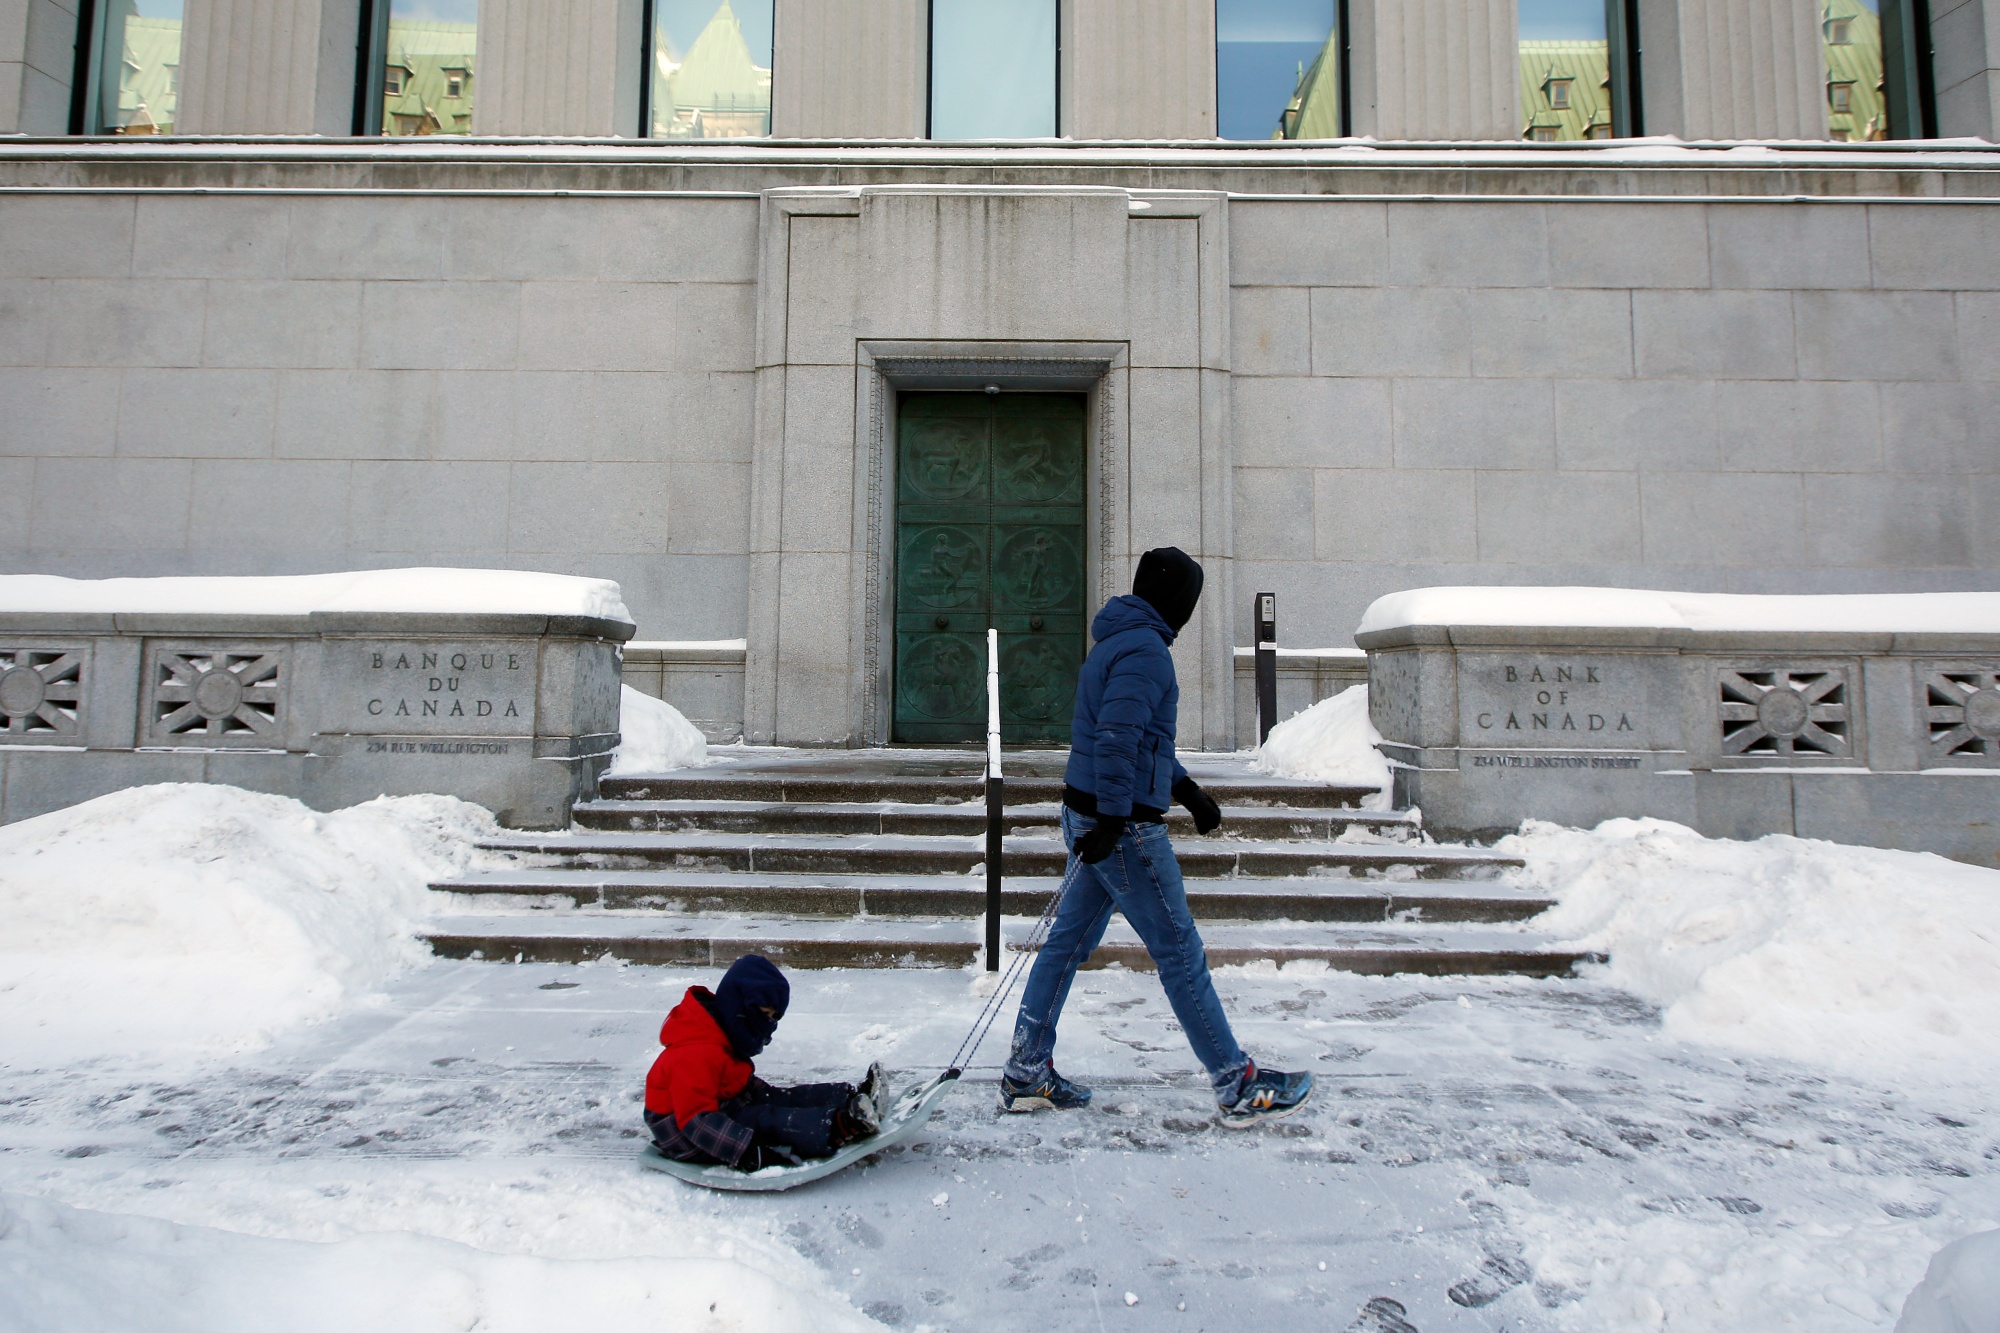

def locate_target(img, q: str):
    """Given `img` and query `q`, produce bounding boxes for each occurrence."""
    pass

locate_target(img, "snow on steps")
[423,914,1594,977]
[422,749,1571,975]
[469,829,1515,879]
[435,869,1553,922]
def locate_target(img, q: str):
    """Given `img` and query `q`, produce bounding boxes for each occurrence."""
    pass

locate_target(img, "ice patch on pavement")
[1249,685,1391,798]
[605,686,710,775]
[0,1189,874,1333]
[1897,1228,2000,1333]
[1509,818,2000,1078]
[0,784,504,1063]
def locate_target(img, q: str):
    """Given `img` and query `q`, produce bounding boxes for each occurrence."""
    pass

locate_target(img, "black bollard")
[1255,592,1278,745]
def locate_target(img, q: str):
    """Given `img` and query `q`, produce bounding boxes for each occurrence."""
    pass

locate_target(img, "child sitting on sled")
[644,954,887,1172]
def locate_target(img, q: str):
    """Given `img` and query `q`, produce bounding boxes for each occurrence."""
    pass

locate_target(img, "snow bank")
[1508,818,2000,1077]
[1250,686,1392,796]
[1358,585,2000,636]
[0,569,632,624]
[0,785,502,1064]
[1897,1229,2000,1333]
[605,686,710,775]
[0,1191,874,1333]
[1513,1198,1964,1333]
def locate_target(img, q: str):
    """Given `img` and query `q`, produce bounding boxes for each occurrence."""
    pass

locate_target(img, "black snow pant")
[725,1080,854,1158]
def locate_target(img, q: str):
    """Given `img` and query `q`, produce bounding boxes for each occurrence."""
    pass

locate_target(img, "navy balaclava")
[711,953,790,1058]
[1132,546,1205,632]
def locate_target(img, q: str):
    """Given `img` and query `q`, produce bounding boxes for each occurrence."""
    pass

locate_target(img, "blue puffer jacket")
[1062,595,1189,817]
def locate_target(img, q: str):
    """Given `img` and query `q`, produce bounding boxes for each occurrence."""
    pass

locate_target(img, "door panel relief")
[894,392,1086,744]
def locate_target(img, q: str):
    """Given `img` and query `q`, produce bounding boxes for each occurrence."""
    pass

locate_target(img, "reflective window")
[930,0,1058,139]
[1823,0,1941,140]
[78,0,182,135]
[650,0,773,138]
[379,0,477,136]
[1216,0,1340,140]
[1519,0,1615,140]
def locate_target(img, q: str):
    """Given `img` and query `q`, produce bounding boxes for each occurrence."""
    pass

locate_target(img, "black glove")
[1074,815,1127,864]
[1173,776,1222,835]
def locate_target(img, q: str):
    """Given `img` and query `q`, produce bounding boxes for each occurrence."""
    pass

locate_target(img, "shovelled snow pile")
[0,784,503,1064]
[1888,1224,2000,1328]
[1250,686,1392,799]
[605,686,710,775]
[0,1191,875,1333]
[1896,1229,2000,1333]
[1508,818,2000,1078]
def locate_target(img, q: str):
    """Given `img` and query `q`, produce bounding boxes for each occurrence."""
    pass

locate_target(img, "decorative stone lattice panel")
[1921,664,2000,764]
[1716,665,1854,758]
[143,644,287,747]
[0,648,84,739]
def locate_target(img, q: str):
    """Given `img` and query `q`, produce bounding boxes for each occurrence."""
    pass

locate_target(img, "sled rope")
[943,856,1082,1077]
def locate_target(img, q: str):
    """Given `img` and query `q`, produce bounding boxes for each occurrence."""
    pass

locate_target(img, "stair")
[423,749,1593,976]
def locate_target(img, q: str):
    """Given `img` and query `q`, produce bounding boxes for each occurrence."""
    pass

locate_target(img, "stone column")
[770,0,925,137]
[1062,0,1214,139]
[1634,0,1827,139]
[1933,0,2000,138]
[1347,0,1517,140]
[176,0,360,134]
[474,0,645,136]
[0,0,79,134]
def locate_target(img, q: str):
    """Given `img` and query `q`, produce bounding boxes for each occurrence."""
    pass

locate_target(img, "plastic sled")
[638,1070,961,1192]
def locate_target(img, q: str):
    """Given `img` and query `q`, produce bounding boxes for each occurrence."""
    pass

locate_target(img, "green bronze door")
[893,392,1086,745]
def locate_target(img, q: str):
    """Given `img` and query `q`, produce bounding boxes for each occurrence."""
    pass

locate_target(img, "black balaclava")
[1132,546,1205,632]
[710,954,790,1058]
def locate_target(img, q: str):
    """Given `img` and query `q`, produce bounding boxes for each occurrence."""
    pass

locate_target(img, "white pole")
[984,626,1003,971]
[986,626,1002,780]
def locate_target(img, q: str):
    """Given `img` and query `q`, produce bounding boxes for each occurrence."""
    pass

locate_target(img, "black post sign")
[1255,592,1278,745]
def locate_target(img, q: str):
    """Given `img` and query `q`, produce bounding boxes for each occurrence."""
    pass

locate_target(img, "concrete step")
[431,869,1554,924]
[419,912,1596,977]
[599,774,1378,811]
[474,831,1522,880]
[571,798,1415,839]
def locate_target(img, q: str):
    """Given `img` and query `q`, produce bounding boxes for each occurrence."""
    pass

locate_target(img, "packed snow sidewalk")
[1,780,1998,1331]
[5,954,1997,1331]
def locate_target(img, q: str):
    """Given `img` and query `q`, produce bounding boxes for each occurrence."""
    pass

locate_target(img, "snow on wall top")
[1357,586,2000,637]
[0,569,633,624]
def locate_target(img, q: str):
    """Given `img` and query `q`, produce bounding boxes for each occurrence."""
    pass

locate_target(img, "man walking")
[998,547,1314,1127]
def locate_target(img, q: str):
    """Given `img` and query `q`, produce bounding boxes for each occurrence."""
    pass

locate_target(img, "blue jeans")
[1004,807,1249,1102]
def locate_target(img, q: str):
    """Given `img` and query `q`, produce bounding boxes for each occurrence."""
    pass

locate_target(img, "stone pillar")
[176,0,360,134]
[1933,0,2000,139]
[1062,0,1214,139]
[770,0,925,137]
[1347,0,1517,140]
[0,0,78,135]
[473,0,645,136]
[1634,0,1827,139]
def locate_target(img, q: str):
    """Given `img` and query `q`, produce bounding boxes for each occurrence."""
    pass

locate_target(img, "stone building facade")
[0,1,1996,750]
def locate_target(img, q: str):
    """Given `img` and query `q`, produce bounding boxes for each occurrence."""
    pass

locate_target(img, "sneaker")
[997,1067,1093,1113]
[1218,1060,1313,1128]
[850,1061,886,1132]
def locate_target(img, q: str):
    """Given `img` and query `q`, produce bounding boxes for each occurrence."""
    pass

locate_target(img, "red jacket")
[645,986,754,1124]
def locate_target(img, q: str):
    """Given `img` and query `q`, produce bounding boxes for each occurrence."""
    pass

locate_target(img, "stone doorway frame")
[853,340,1129,747]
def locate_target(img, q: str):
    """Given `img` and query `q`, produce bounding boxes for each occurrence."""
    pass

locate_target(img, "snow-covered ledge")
[1355,587,2000,865]
[0,570,635,829]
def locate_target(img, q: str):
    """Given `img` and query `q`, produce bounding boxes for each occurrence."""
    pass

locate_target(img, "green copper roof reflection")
[1822,0,1888,141]
[1518,40,1611,140]
[654,0,772,138]
[384,19,476,136]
